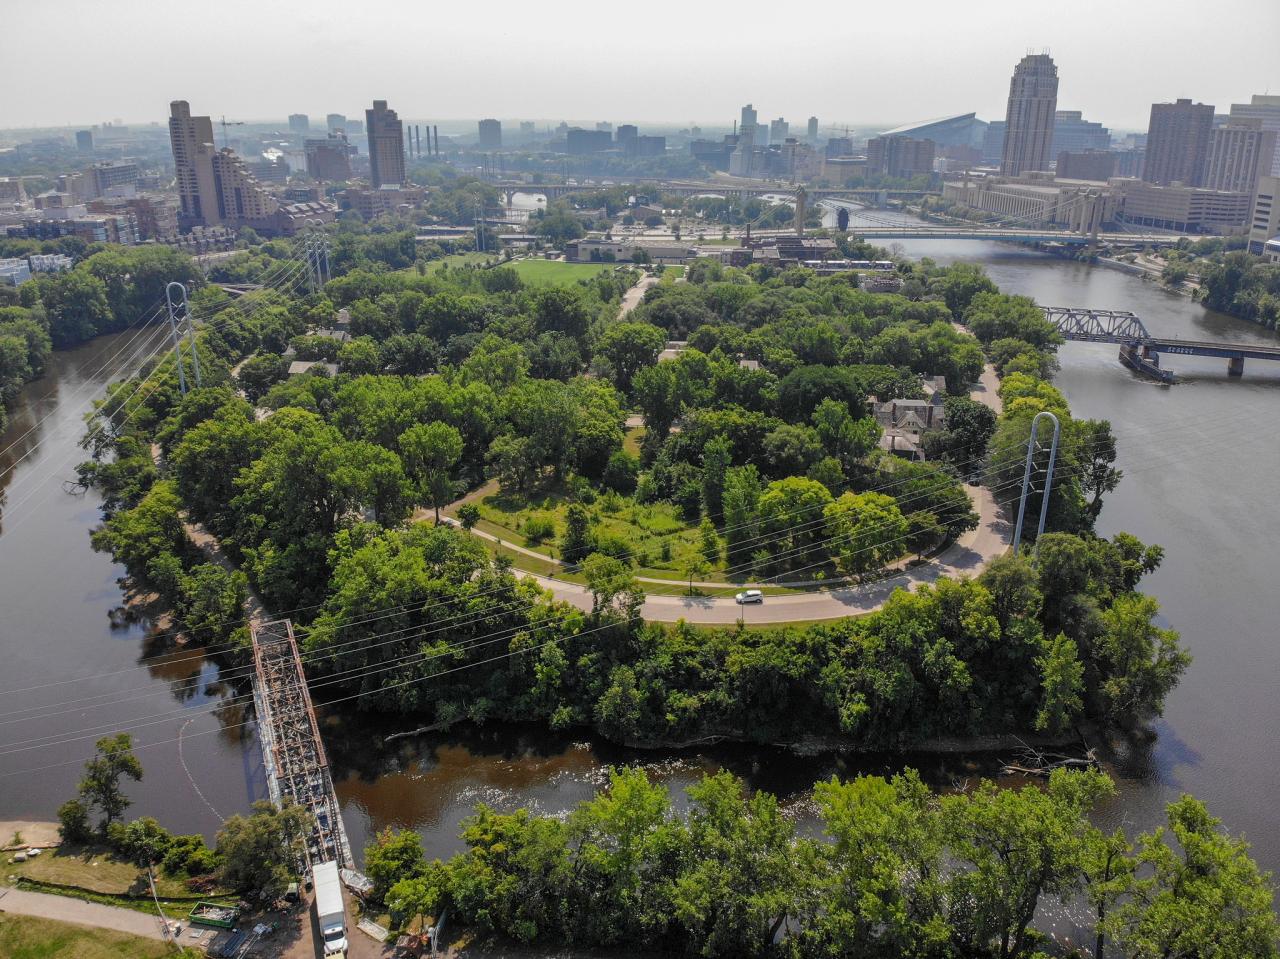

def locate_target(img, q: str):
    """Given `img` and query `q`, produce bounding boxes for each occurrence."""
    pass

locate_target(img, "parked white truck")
[313,860,347,956]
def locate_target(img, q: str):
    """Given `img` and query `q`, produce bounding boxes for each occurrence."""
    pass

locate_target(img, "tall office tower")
[478,119,502,150]
[615,124,638,149]
[288,113,309,134]
[1000,53,1058,176]
[305,134,353,181]
[326,113,347,134]
[365,100,406,188]
[1229,96,1280,176]
[807,116,818,143]
[770,118,789,143]
[1143,98,1214,186]
[168,100,222,228]
[1204,119,1277,194]
[740,104,757,134]
[75,130,93,152]
[595,121,613,133]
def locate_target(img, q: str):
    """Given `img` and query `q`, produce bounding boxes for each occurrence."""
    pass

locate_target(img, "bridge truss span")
[1042,306,1151,343]
[250,618,351,872]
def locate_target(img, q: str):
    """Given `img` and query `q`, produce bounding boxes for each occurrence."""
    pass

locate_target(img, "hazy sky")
[5,0,1278,133]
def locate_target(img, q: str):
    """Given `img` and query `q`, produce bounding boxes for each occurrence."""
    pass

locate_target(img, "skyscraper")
[75,130,93,152]
[288,114,310,134]
[169,100,281,231]
[770,118,789,143]
[168,100,221,228]
[326,113,347,134]
[1143,99,1214,186]
[1000,54,1058,176]
[806,116,818,143]
[1229,96,1280,176]
[478,119,502,150]
[1203,120,1277,194]
[740,104,757,135]
[365,100,406,188]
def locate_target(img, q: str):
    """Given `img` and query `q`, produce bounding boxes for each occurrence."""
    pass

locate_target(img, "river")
[1,234,1278,883]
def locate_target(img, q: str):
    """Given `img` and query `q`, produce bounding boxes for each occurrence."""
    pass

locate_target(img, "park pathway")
[0,887,169,941]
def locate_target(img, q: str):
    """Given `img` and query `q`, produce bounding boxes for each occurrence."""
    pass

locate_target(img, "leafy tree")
[77,733,144,832]
[582,552,643,620]
[57,799,92,843]
[215,800,311,898]
[236,353,290,403]
[962,292,1062,348]
[942,769,1113,959]
[1035,632,1085,733]
[365,828,426,904]
[721,465,762,568]
[804,771,947,956]
[1081,827,1135,959]
[700,433,732,521]
[1074,418,1122,520]
[1095,593,1190,727]
[823,491,908,575]
[810,398,879,476]
[699,516,721,566]
[1104,795,1280,959]
[671,772,802,955]
[400,421,464,522]
[108,817,172,867]
[456,502,481,532]
[596,322,666,395]
[337,336,383,375]
[561,502,594,566]
[33,268,113,346]
[601,450,639,494]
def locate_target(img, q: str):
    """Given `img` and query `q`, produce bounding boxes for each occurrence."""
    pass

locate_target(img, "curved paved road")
[521,482,1010,624]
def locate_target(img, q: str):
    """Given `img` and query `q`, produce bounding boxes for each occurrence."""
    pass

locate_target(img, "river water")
[2,232,1278,882]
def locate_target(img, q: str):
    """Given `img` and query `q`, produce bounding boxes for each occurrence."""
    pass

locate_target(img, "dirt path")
[0,887,170,941]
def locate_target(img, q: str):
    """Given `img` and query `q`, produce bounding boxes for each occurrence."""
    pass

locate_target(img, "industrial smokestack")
[433,125,439,155]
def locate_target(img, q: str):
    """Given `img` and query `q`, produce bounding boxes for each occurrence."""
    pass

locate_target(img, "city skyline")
[3,0,1277,131]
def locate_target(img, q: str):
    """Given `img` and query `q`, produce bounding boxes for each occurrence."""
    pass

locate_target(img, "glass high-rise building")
[1000,54,1058,176]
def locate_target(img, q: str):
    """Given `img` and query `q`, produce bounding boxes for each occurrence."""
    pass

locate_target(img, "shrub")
[592,531,635,565]
[57,799,92,843]
[522,514,556,545]
[602,451,640,494]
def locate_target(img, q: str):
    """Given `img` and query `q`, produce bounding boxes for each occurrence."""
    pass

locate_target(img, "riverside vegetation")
[60,226,1275,952]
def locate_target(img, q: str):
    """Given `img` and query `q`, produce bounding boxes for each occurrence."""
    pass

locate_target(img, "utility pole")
[165,282,190,396]
[1011,411,1061,558]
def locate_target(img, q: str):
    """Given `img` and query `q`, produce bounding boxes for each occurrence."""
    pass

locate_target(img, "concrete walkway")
[618,273,659,316]
[0,887,170,941]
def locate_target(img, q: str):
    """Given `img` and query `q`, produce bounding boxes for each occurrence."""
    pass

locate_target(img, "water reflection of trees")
[142,644,252,739]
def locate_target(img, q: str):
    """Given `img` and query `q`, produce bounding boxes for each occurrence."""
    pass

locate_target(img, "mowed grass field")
[0,915,176,959]
[423,252,496,273]
[508,259,621,285]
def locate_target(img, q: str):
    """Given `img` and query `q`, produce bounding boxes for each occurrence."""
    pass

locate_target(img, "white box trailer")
[313,860,347,955]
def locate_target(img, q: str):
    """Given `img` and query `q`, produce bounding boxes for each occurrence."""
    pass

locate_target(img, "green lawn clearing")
[10,846,233,920]
[474,483,741,582]
[423,252,495,273]
[508,260,620,285]
[0,915,181,959]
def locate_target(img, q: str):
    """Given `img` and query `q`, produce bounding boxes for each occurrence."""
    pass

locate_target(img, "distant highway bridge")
[494,179,930,203]
[843,225,1184,247]
[1043,306,1280,380]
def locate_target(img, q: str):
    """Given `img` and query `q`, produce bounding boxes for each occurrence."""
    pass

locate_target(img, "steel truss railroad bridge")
[1043,307,1280,381]
[250,618,351,873]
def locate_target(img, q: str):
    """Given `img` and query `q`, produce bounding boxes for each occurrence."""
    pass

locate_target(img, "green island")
[2,202,1274,954]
